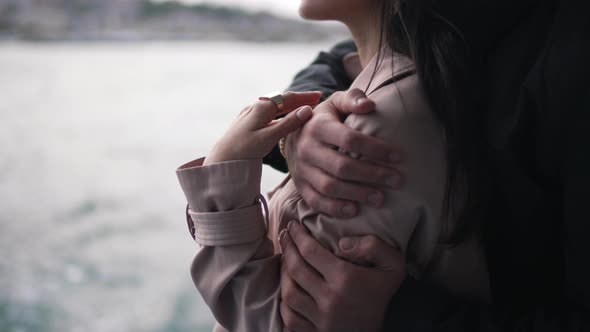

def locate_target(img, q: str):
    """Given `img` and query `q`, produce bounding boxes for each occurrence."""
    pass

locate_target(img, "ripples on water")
[0,41,333,331]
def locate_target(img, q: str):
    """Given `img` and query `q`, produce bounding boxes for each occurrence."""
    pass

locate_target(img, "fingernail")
[278,229,287,249]
[342,204,356,217]
[340,237,357,251]
[355,97,367,105]
[367,192,384,207]
[387,174,401,188]
[287,220,296,232]
[278,228,287,243]
[296,106,312,120]
[390,152,402,163]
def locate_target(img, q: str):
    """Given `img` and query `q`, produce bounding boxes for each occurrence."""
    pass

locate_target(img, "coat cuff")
[176,157,262,212]
[188,203,266,246]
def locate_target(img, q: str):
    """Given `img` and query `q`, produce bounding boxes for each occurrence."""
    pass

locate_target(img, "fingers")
[303,164,384,207]
[280,302,316,332]
[314,120,402,165]
[256,91,321,118]
[279,227,324,298]
[245,90,320,132]
[304,145,402,189]
[280,265,318,324]
[296,178,357,218]
[338,235,406,272]
[293,147,402,216]
[261,106,313,142]
[281,91,322,113]
[323,89,376,118]
[287,221,341,279]
[312,169,384,207]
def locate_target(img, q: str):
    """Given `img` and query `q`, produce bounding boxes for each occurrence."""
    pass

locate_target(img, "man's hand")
[278,221,406,332]
[284,89,403,218]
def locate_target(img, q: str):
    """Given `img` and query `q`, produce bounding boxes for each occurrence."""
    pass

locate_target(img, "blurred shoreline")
[0,0,348,43]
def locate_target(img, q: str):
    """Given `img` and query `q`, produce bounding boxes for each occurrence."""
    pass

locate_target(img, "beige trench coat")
[177,49,490,332]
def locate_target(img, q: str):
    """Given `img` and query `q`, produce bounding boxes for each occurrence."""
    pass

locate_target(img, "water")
[0,41,334,332]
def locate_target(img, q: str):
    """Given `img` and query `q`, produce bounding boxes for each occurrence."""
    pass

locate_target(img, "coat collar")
[347,48,415,96]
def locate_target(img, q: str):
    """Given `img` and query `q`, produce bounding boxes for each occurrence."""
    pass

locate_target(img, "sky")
[178,0,301,18]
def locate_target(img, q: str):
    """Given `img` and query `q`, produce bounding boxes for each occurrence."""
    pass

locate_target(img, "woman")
[177,0,490,330]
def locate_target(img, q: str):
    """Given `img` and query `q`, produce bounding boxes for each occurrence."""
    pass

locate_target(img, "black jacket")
[264,0,590,330]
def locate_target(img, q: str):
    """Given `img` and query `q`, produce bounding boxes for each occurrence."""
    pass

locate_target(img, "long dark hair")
[380,0,489,243]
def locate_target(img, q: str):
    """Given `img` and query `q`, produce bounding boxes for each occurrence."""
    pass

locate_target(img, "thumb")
[337,235,404,271]
[327,89,375,119]
[264,105,313,142]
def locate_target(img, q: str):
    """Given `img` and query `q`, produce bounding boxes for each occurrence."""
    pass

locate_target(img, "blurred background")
[0,1,348,331]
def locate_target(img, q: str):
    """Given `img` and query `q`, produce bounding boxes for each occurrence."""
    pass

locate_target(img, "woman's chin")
[298,3,331,20]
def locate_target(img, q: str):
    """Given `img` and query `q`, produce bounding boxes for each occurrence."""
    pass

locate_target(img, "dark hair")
[380,0,489,243]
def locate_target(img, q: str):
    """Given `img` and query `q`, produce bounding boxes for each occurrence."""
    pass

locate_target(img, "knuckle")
[318,177,337,196]
[297,141,314,160]
[333,273,353,291]
[331,91,345,100]
[374,167,391,182]
[290,266,307,283]
[340,131,358,152]
[341,271,355,286]
[362,235,381,251]
[306,116,323,133]
[332,157,352,177]
[303,187,338,215]
[320,200,341,217]
[281,272,293,287]
[347,88,363,98]
[282,286,298,305]
[281,308,297,330]
[299,239,319,259]
[309,198,326,214]
[299,185,317,204]
[333,258,348,272]
[285,255,299,276]
[319,295,338,318]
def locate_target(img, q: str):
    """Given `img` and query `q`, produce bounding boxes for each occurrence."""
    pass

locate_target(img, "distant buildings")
[0,0,346,42]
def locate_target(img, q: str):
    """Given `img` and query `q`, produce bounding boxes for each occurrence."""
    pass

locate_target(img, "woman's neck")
[344,11,383,68]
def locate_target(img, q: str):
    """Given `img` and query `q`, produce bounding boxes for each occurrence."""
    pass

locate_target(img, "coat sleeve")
[176,158,289,332]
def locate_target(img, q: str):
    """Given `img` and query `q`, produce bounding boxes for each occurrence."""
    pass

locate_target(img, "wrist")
[203,148,227,166]
[204,139,242,166]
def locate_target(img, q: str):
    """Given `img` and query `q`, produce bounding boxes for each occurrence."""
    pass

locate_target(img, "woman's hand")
[204,91,322,165]
[278,221,406,332]
[284,89,404,218]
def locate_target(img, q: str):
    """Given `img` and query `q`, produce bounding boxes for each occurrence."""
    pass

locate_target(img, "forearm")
[177,158,287,331]
[192,239,284,332]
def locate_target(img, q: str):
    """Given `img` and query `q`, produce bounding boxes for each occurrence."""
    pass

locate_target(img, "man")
[267,0,590,330]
